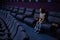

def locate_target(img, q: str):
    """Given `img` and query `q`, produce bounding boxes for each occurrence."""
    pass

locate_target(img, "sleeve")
[44,12,48,22]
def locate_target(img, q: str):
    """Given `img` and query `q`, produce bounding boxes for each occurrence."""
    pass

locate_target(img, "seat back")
[48,16,60,24]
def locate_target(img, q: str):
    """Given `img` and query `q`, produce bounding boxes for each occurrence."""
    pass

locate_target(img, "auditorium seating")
[24,17,35,27]
[41,23,51,32]
[48,16,60,24]
[0,5,60,40]
[33,10,40,20]
[49,12,60,17]
[16,7,25,20]
[11,13,16,17]
[0,9,29,40]
[24,8,34,17]
[18,7,25,14]
[0,18,11,40]
[12,6,18,13]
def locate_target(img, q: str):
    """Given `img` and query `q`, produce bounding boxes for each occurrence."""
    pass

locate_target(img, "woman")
[34,8,48,33]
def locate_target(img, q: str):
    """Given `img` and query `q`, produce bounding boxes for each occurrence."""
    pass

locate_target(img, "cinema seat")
[56,29,60,39]
[35,9,39,13]
[0,19,10,40]
[8,18,15,30]
[24,17,35,26]
[18,10,25,15]
[26,8,33,12]
[2,11,10,20]
[19,7,25,10]
[0,10,3,13]
[9,7,13,11]
[2,11,10,19]
[7,16,14,27]
[11,13,16,17]
[16,14,25,20]
[49,12,60,17]
[6,6,13,11]
[10,20,20,39]
[41,23,51,32]
[14,6,18,9]
[13,8,18,13]
[24,11,33,17]
[48,16,60,24]
[5,14,11,24]
[34,12,40,20]
[5,6,10,11]
[13,26,29,40]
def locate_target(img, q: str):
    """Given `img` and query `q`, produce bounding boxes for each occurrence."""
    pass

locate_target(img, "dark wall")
[6,2,60,12]
[0,0,6,7]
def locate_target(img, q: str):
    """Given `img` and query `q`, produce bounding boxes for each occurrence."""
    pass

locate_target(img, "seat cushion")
[16,15,24,20]
[18,10,24,14]
[25,11,33,16]
[26,8,33,12]
[41,23,51,30]
[13,8,18,12]
[34,13,40,19]
[24,17,34,25]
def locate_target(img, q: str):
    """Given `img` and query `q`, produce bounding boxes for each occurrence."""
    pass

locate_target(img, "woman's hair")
[39,8,48,22]
[39,8,46,13]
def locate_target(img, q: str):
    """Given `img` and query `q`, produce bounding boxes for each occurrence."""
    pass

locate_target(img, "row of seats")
[1,5,60,28]
[0,10,29,40]
[2,5,60,30]
[0,5,60,39]
[4,6,60,28]
[0,18,11,40]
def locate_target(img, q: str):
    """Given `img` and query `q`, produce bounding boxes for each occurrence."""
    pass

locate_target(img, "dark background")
[0,0,60,12]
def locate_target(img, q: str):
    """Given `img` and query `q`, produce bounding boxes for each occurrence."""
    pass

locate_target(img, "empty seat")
[0,18,10,40]
[6,6,10,10]
[8,18,15,30]
[24,17,35,25]
[7,16,14,27]
[34,12,40,20]
[5,14,11,24]
[34,9,39,13]
[26,8,33,12]
[18,7,25,15]
[41,23,51,32]
[6,6,13,11]
[18,10,24,14]
[19,7,25,10]
[14,6,18,9]
[24,8,34,17]
[16,14,25,20]
[11,13,16,16]
[48,16,60,24]
[10,20,20,39]
[3,11,10,19]
[49,12,60,17]
[24,11,33,17]
[13,26,29,40]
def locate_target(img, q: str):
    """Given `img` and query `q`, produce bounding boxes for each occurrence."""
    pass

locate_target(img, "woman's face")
[39,8,42,12]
